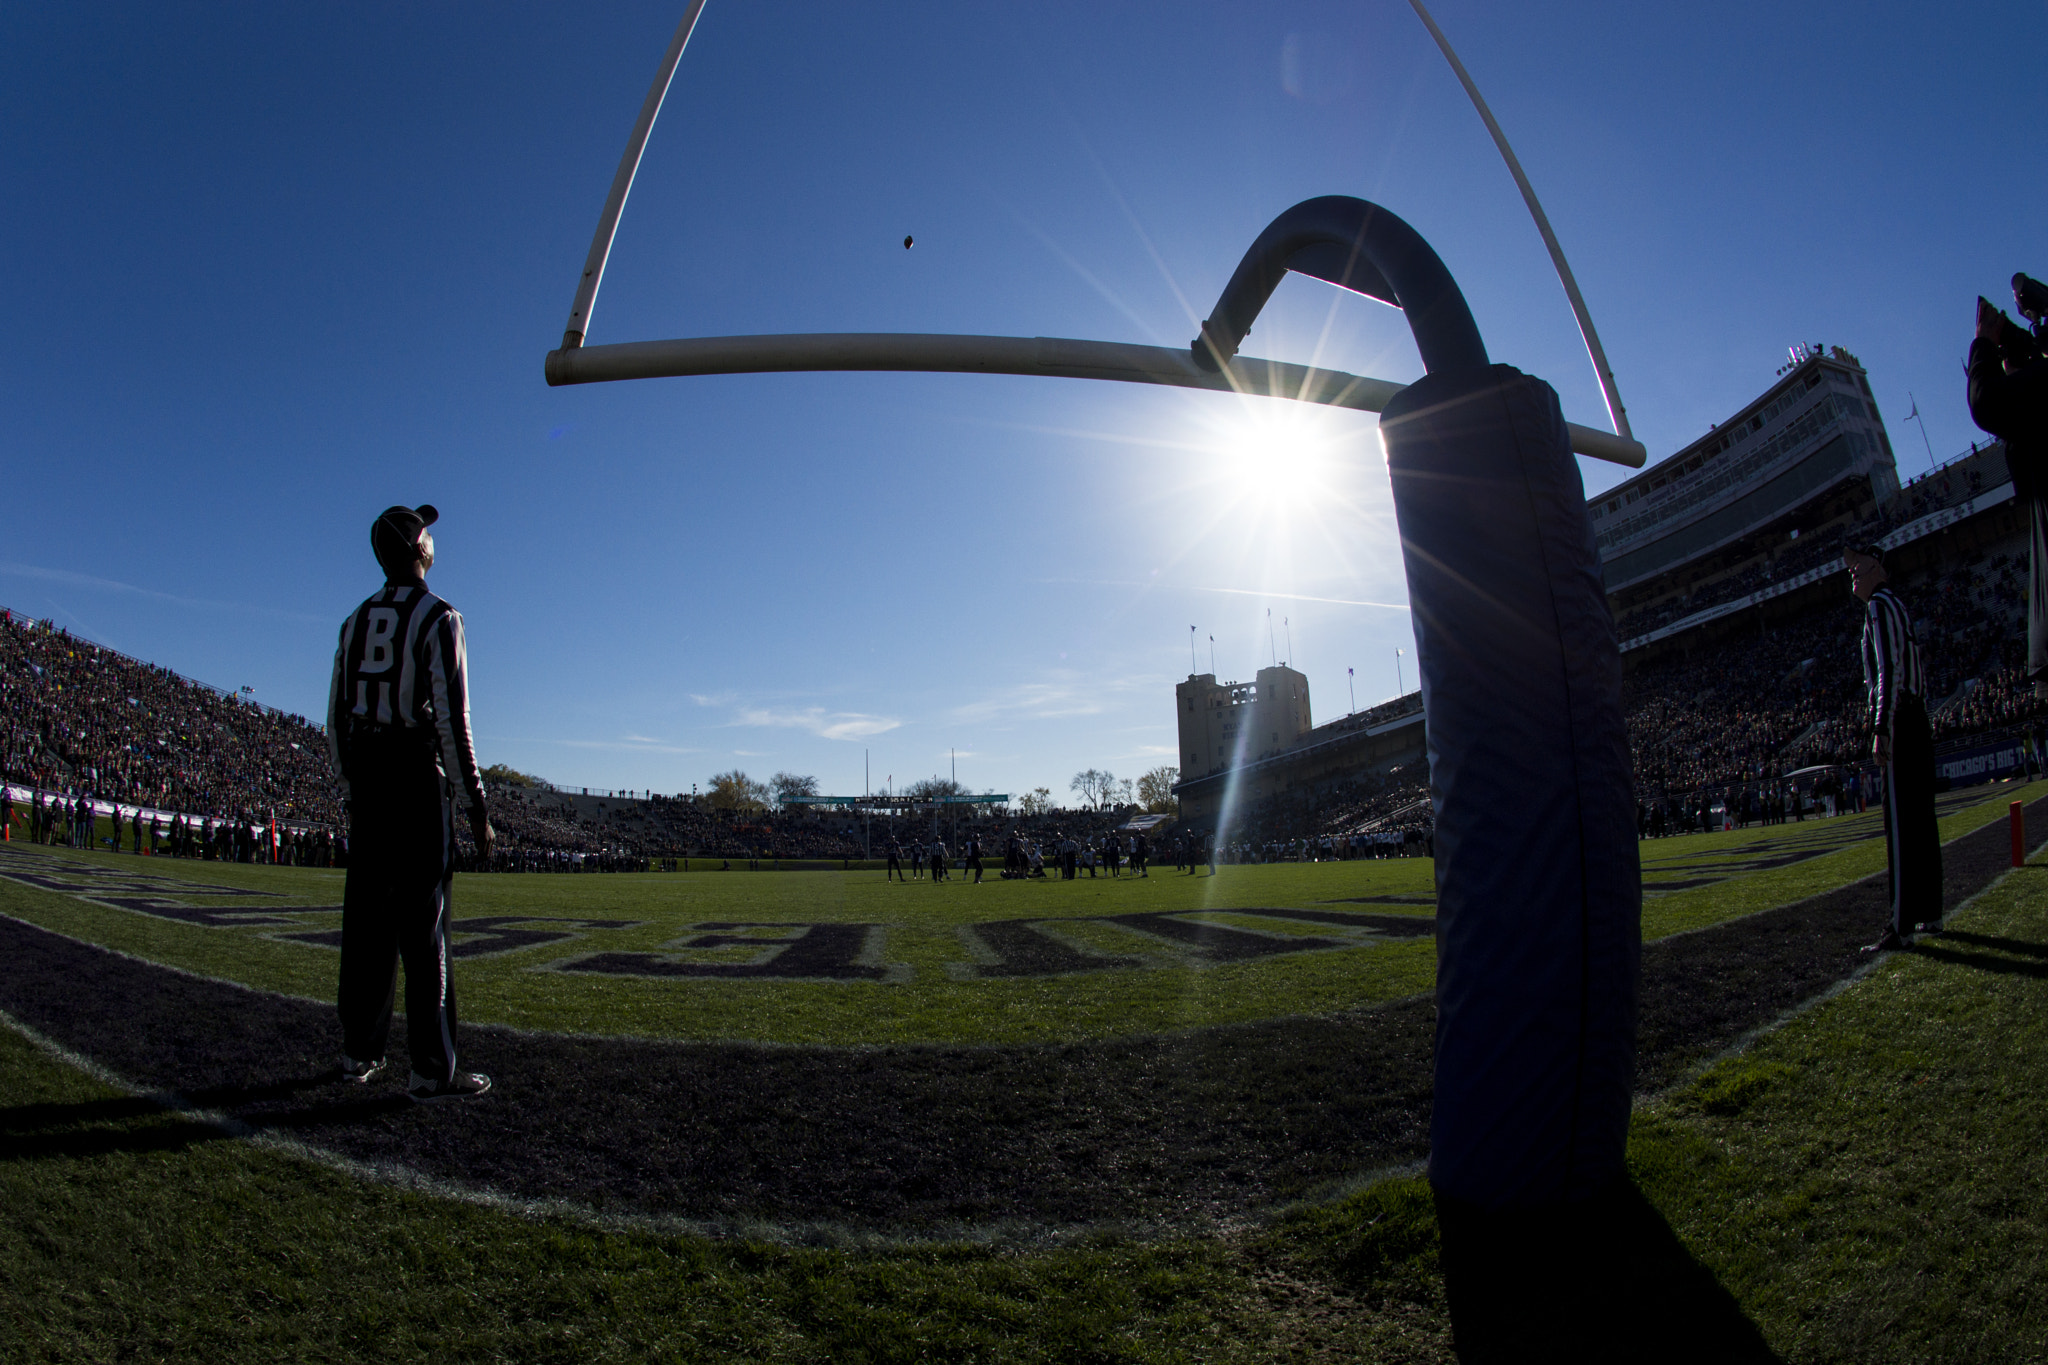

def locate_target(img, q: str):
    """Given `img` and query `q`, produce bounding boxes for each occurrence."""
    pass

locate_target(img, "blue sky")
[5,2,2042,801]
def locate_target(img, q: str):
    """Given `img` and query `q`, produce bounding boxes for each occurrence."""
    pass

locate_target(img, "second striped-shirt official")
[1849,544,1941,950]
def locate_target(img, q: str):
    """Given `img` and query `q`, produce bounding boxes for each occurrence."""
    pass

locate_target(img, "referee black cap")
[1847,543,1887,569]
[372,504,439,569]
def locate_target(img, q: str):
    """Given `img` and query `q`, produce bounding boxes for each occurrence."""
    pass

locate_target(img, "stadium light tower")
[542,7,1645,1332]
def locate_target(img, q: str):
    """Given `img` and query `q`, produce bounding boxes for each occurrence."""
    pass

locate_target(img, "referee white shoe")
[340,1054,389,1084]
[406,1069,493,1103]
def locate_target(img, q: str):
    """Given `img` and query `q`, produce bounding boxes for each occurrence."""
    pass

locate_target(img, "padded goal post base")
[1381,363,1641,1211]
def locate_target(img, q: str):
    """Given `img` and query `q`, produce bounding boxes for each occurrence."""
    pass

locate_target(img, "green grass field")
[3,783,2046,1360]
[1,784,2035,1048]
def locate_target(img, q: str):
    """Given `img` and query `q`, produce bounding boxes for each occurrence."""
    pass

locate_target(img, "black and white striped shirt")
[326,585,487,812]
[1860,584,1925,736]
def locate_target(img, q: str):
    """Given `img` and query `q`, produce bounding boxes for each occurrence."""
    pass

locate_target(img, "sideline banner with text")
[1935,738,2030,790]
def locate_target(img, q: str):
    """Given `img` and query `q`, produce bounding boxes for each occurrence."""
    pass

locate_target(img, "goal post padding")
[1381,362,1641,1209]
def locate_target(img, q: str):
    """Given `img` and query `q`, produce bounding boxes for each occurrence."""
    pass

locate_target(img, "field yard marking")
[948,918,1150,980]
[0,844,650,956]
[6,785,2035,1053]
[0,843,287,898]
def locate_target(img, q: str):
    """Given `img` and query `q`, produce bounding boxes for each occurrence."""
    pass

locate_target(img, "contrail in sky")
[1032,576,1409,611]
[1198,586,1410,611]
[0,561,323,622]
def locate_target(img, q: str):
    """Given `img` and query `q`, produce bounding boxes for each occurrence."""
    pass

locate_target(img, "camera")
[2015,273,2048,341]
[1985,278,2045,365]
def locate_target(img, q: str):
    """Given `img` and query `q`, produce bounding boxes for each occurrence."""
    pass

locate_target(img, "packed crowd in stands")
[1,609,342,832]
[8,519,2047,870]
[451,782,1155,867]
[1622,546,2045,822]
[1215,762,1433,853]
[8,783,344,865]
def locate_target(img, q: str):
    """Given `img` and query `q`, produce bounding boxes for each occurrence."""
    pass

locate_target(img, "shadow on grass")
[180,1071,345,1109]
[0,1071,414,1164]
[0,1093,238,1162]
[1437,1178,1781,1364]
[176,1069,414,1133]
[1936,929,2048,958]
[1909,941,2048,978]
[234,1091,414,1131]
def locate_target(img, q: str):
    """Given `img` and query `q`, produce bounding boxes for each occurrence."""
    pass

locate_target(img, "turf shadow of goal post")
[1435,1178,1783,1364]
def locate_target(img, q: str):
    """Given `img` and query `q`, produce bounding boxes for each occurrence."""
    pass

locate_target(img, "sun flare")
[1210,404,1345,511]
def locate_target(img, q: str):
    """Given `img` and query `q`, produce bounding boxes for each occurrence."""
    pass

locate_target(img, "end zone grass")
[0,851,1445,1046]
[3,781,2041,1048]
[3,789,2046,1359]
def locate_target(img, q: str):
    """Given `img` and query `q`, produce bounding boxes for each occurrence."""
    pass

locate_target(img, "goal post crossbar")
[545,331,1644,468]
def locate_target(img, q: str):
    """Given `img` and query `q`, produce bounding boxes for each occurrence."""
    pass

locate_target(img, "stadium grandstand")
[1603,344,2043,827]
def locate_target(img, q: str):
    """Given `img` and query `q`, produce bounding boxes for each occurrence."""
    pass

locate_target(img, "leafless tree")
[1136,766,1180,814]
[1069,768,1117,810]
[770,772,820,809]
[905,775,966,801]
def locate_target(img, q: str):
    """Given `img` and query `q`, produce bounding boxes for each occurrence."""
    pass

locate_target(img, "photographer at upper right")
[1967,274,2048,693]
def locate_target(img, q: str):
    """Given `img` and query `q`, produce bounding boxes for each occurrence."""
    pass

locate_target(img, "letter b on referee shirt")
[361,608,400,673]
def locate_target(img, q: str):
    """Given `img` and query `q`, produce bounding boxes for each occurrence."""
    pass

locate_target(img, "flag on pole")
[1905,396,1919,421]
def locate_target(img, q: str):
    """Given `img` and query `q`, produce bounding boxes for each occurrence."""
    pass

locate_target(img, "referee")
[327,504,496,1101]
[1847,545,1942,950]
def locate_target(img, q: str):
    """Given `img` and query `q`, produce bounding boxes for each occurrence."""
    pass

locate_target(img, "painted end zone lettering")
[562,923,891,980]
[273,915,642,959]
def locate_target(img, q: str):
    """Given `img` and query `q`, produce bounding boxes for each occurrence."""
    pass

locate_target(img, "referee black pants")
[339,754,462,1083]
[1882,692,1943,933]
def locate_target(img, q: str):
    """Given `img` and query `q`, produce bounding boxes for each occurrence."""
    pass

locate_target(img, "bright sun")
[1212,404,1343,510]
